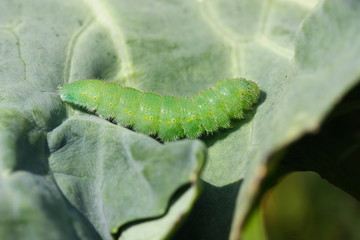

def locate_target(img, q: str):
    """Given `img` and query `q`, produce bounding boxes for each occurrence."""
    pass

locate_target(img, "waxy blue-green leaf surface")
[48,116,205,239]
[1,0,360,239]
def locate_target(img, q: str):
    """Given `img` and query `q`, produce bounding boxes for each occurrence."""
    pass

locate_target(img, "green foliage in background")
[263,172,360,240]
[0,0,359,239]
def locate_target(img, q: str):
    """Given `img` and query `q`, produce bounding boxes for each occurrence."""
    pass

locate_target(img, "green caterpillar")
[59,78,260,141]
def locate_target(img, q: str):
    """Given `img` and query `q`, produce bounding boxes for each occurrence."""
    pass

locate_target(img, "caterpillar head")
[59,79,103,110]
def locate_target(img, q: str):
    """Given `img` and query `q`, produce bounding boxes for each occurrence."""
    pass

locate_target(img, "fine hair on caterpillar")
[59,78,260,141]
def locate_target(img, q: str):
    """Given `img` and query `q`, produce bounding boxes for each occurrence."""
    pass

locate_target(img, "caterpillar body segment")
[59,78,260,141]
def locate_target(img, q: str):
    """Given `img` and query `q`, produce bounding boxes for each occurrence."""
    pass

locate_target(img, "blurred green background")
[261,171,360,240]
